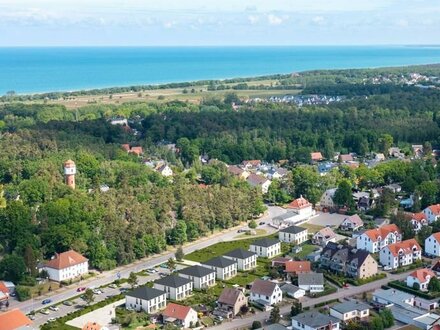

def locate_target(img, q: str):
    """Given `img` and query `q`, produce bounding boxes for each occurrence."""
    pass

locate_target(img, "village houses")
[292,311,340,330]
[330,301,370,323]
[312,227,337,247]
[356,223,402,253]
[298,272,324,293]
[278,225,308,244]
[411,212,428,233]
[406,268,436,291]
[246,173,271,194]
[339,214,364,231]
[162,303,198,329]
[249,279,282,307]
[215,287,247,318]
[202,256,237,280]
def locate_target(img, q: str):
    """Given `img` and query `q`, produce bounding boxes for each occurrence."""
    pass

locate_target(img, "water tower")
[64,159,76,189]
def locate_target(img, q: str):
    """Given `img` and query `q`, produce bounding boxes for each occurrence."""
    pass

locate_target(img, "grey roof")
[224,248,257,260]
[179,265,215,278]
[373,289,414,307]
[126,286,166,300]
[280,283,302,294]
[251,238,280,248]
[202,256,237,268]
[256,324,287,330]
[154,274,192,288]
[279,225,307,234]
[298,272,324,286]
[292,311,339,328]
[331,301,370,314]
[321,242,371,268]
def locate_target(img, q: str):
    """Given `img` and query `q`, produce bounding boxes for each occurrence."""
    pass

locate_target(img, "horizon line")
[1,44,440,48]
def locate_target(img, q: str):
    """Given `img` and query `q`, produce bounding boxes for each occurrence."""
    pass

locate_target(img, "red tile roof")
[64,159,76,167]
[285,261,311,274]
[339,154,353,162]
[82,322,103,330]
[44,250,88,270]
[431,232,440,244]
[412,212,427,222]
[363,224,400,242]
[311,152,323,161]
[287,196,311,209]
[0,281,9,294]
[387,239,421,257]
[242,160,261,167]
[0,309,32,330]
[428,204,440,215]
[163,302,193,321]
[408,268,435,284]
[129,146,143,155]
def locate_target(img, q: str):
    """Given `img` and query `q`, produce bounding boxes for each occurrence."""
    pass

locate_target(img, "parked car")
[146,268,157,274]
[92,289,103,295]
[63,300,73,306]
[42,299,52,305]
[119,288,129,293]
[40,309,50,315]
[76,287,86,292]
[49,306,59,311]
[28,314,36,320]
[158,272,167,278]
[47,317,56,322]
[108,284,117,289]
[159,263,168,269]
[259,222,265,225]
[383,266,392,271]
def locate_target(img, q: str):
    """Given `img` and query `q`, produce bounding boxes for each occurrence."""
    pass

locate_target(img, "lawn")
[301,223,324,234]
[201,316,214,327]
[236,229,267,239]
[289,243,318,259]
[29,281,61,296]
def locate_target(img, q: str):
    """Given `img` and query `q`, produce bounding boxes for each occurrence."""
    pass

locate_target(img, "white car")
[108,284,117,289]
[48,317,57,322]
[49,306,59,311]
[92,289,103,295]
[40,309,50,315]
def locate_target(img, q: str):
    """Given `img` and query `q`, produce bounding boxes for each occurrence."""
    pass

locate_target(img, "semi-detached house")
[178,265,216,290]
[125,287,166,314]
[379,239,422,269]
[224,249,257,271]
[202,256,237,280]
[250,238,281,259]
[356,224,401,253]
[153,275,193,301]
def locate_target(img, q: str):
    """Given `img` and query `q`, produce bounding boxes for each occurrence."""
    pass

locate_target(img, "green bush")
[15,285,31,301]
[347,273,387,286]
[388,280,440,299]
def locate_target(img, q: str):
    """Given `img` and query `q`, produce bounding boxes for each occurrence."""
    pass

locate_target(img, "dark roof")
[331,301,370,314]
[154,274,192,288]
[321,242,370,267]
[202,256,237,268]
[250,279,278,296]
[298,272,324,286]
[279,225,307,234]
[218,287,244,306]
[224,248,257,260]
[179,265,215,278]
[126,286,166,300]
[292,311,339,328]
[251,238,280,248]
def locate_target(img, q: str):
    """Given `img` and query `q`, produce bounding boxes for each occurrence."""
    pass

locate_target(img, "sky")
[1,0,440,46]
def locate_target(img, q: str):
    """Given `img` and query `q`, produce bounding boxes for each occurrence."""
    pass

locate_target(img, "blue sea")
[1,46,440,95]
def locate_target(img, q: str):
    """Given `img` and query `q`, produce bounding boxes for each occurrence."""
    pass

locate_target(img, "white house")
[249,279,282,306]
[125,287,166,313]
[298,273,324,293]
[425,232,440,257]
[339,214,364,231]
[162,303,198,329]
[246,173,271,194]
[411,212,428,233]
[179,265,216,290]
[423,204,440,223]
[153,275,193,301]
[312,227,337,247]
[278,226,308,244]
[330,301,370,322]
[292,311,340,330]
[249,238,281,258]
[41,250,88,282]
[286,196,314,218]
[406,268,436,291]
[202,256,237,280]
[223,249,257,271]
[319,188,337,210]
[110,118,128,126]
[356,224,402,253]
[280,283,305,299]
[379,239,422,269]
[156,164,173,177]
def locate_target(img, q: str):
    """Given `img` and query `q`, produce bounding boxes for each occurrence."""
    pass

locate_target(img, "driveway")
[66,299,124,329]
[308,212,347,228]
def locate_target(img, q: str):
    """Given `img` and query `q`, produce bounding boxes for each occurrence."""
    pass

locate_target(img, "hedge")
[387,280,440,300]
[346,273,387,286]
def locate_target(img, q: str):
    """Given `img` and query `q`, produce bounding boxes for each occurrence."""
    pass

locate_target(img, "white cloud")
[267,14,287,26]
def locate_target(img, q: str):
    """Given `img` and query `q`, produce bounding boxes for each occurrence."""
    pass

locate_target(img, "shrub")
[252,321,262,329]
[15,285,31,301]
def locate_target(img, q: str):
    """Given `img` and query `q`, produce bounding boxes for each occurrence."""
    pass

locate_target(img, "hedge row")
[387,280,440,300]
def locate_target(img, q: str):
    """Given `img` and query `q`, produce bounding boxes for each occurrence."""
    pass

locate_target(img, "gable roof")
[179,265,215,278]
[280,283,303,295]
[292,311,339,328]
[363,224,401,242]
[162,302,193,321]
[285,261,311,274]
[331,301,370,314]
[246,173,268,186]
[250,279,278,296]
[314,227,336,240]
[251,238,280,248]
[0,309,32,330]
[428,204,440,215]
[339,154,353,162]
[311,152,323,161]
[218,287,244,306]
[154,274,192,288]
[387,239,421,257]
[408,268,435,283]
[286,197,311,209]
[431,232,440,244]
[227,165,245,176]
[279,225,307,234]
[242,160,261,167]
[224,248,257,260]
[298,272,324,286]
[412,212,427,222]
[126,286,165,301]
[321,242,372,268]
[343,214,364,227]
[82,322,103,330]
[202,256,236,269]
[44,250,88,270]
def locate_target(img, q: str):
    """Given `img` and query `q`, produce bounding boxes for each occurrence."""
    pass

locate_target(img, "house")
[249,279,282,306]
[82,322,109,330]
[414,296,439,311]
[379,239,422,269]
[425,233,440,257]
[384,183,402,193]
[224,249,257,271]
[267,167,288,180]
[356,224,402,253]
[41,250,88,282]
[110,118,128,126]
[339,154,353,162]
[286,196,313,218]
[271,256,293,269]
[0,281,9,301]
[311,152,324,162]
[320,242,378,279]
[178,265,216,290]
[297,272,324,292]
[317,162,336,176]
[156,164,173,177]
[292,311,340,330]
[202,256,237,280]
[241,160,261,170]
[339,214,364,231]
[273,211,311,227]
[227,165,249,180]
[280,283,305,299]
[329,301,370,322]
[250,238,281,258]
[406,268,436,291]
[285,261,311,279]
[412,144,424,158]
[162,303,198,329]
[216,287,247,317]
[372,288,414,307]
[312,227,337,246]
[246,174,271,194]
[423,204,440,223]
[278,226,308,244]
[319,188,337,211]
[121,144,143,156]
[0,308,34,330]
[389,147,405,158]
[125,287,166,313]
[411,212,428,233]
[375,153,386,161]
[153,275,193,301]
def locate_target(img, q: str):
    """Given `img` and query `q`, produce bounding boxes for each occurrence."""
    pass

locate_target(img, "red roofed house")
[425,232,440,257]
[286,196,313,217]
[162,302,198,329]
[41,250,88,282]
[311,152,324,162]
[339,214,364,232]
[356,224,402,253]
[339,154,354,162]
[82,322,110,330]
[406,268,436,291]
[0,281,9,302]
[241,160,261,170]
[379,239,422,270]
[121,144,143,156]
[285,261,311,280]
[0,308,33,330]
[410,212,428,233]
[423,204,440,223]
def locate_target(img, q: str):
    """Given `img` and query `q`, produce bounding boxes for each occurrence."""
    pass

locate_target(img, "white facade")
[319,189,336,210]
[125,293,166,313]
[153,282,193,301]
[204,264,237,281]
[278,229,308,244]
[298,282,324,293]
[423,206,440,223]
[249,242,281,258]
[406,275,432,291]
[44,261,88,282]
[250,284,282,306]
[330,306,369,322]
[159,165,173,177]
[224,255,257,271]
[164,307,198,328]
[356,231,400,253]
[179,273,215,290]
[379,245,422,269]
[261,180,271,194]
[425,234,440,257]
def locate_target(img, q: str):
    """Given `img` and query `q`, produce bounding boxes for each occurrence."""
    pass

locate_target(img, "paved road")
[10,206,283,326]
[210,269,416,330]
